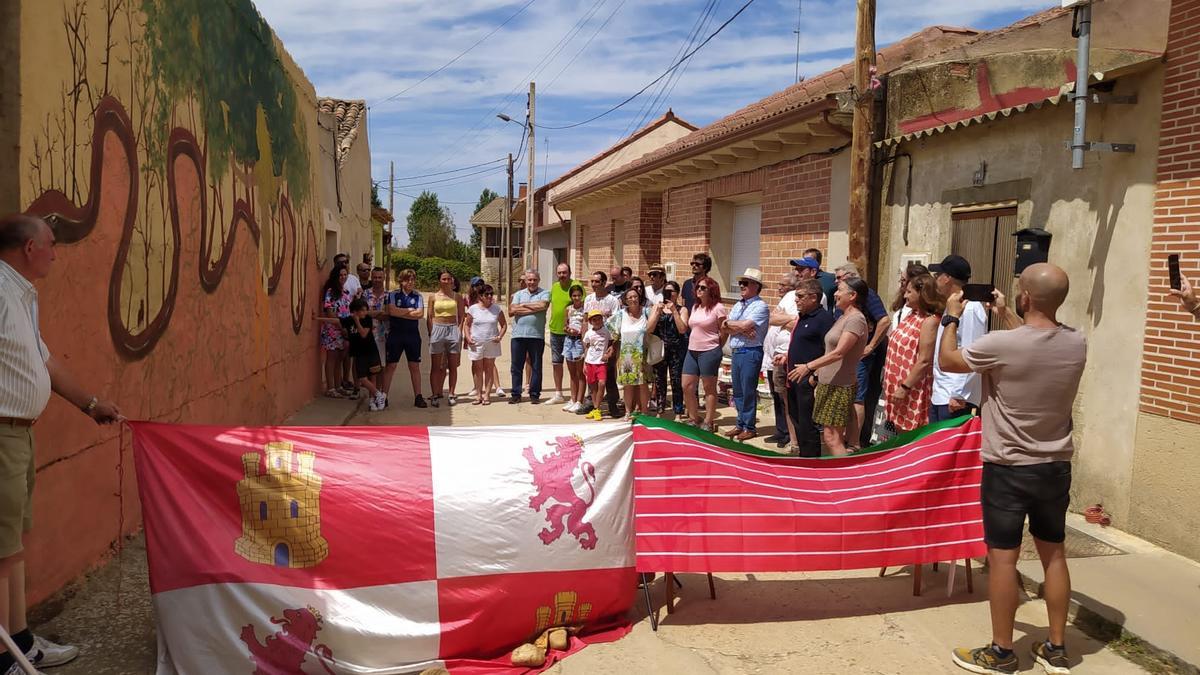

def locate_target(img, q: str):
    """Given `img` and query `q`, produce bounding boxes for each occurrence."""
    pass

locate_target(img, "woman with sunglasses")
[610,286,650,416]
[882,273,943,433]
[789,277,872,455]
[463,284,507,405]
[647,280,689,418]
[682,276,727,432]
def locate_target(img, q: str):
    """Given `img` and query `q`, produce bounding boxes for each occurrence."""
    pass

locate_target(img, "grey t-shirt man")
[961,324,1087,465]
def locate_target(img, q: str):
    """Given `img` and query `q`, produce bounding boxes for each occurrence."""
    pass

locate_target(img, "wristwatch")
[940,314,961,327]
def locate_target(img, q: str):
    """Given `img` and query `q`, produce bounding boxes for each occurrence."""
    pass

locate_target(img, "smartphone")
[662,288,675,301]
[963,283,996,303]
[1168,254,1181,291]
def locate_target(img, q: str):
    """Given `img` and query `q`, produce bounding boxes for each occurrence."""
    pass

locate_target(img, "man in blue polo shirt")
[509,269,551,404]
[723,267,771,441]
[384,268,427,408]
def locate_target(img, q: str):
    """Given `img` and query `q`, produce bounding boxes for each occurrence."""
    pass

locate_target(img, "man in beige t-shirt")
[938,263,1086,675]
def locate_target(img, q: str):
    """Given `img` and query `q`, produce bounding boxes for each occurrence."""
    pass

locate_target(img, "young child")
[562,284,587,413]
[340,298,385,410]
[582,309,612,421]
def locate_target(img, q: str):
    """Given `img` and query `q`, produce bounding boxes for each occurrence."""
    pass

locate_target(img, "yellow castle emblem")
[235,442,329,568]
[533,591,592,636]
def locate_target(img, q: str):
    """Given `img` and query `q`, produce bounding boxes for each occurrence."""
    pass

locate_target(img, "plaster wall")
[878,69,1163,531]
[12,0,370,602]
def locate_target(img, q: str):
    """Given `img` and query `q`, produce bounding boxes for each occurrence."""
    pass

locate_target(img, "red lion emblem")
[523,435,598,550]
[239,606,336,674]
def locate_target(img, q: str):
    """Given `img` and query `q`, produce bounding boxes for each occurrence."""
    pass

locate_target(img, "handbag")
[645,333,665,366]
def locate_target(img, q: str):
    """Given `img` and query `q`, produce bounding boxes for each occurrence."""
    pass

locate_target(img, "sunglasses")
[482,292,494,296]
[738,280,750,287]
[649,271,663,277]
[696,285,709,291]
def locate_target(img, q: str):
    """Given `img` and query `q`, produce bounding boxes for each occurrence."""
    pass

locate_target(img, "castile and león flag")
[129,415,984,673]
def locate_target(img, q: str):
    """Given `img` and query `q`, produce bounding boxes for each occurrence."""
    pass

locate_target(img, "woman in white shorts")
[427,270,464,407]
[463,283,507,405]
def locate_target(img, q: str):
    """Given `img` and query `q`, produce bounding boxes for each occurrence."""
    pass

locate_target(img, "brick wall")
[573,196,640,276]
[1140,0,1200,422]
[663,154,833,304]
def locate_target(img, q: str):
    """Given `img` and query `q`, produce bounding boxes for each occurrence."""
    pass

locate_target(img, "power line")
[393,163,509,189]
[534,0,757,130]
[374,0,539,105]
[384,158,505,182]
[541,0,629,93]
[626,0,720,136]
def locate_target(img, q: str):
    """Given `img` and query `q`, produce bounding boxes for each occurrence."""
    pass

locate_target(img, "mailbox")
[1013,228,1052,275]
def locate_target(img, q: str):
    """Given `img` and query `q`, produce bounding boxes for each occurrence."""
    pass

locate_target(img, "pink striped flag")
[632,415,987,573]
[130,422,637,674]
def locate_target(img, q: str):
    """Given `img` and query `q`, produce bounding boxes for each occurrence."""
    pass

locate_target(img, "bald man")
[938,263,1086,675]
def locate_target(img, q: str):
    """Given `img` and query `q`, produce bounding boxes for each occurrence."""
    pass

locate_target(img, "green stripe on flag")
[631,413,974,459]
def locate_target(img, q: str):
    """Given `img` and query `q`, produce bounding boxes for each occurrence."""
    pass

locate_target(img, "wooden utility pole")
[525,81,537,275]
[847,0,876,273]
[387,160,394,287]
[504,152,514,298]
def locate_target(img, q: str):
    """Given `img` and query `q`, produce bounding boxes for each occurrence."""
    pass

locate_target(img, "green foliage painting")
[140,0,310,202]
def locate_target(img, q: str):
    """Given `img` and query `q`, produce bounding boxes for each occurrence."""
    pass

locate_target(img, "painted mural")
[23,0,320,359]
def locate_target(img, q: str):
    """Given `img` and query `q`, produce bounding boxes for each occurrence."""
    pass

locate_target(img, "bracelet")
[83,396,98,414]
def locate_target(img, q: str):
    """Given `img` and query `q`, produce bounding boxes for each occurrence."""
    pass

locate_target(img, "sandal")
[473,397,483,406]
[324,388,344,399]
[787,445,801,456]
[482,398,491,406]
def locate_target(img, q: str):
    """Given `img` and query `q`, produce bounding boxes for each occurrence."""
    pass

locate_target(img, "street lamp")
[496,114,516,124]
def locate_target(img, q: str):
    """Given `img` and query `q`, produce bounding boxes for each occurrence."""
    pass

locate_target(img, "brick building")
[555,26,979,303]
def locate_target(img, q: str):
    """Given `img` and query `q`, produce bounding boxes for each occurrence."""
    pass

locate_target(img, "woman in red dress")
[882,273,944,432]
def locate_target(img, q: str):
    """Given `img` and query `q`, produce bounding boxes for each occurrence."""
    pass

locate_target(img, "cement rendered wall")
[14,0,371,602]
[878,68,1164,535]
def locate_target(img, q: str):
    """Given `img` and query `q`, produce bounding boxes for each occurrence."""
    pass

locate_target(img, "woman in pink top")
[682,276,728,432]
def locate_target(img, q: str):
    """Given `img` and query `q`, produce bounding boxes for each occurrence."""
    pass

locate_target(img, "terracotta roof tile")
[318,98,367,168]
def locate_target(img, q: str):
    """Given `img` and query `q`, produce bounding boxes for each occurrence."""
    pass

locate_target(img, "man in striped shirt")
[1,213,121,674]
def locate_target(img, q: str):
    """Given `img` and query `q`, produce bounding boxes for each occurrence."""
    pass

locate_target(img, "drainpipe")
[1070,1,1091,170]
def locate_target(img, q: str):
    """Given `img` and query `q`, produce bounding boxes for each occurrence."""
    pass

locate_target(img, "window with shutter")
[728,203,762,284]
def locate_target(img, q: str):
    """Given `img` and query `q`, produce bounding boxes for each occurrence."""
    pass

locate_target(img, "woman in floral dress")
[609,287,649,416]
[882,272,943,432]
[321,264,353,397]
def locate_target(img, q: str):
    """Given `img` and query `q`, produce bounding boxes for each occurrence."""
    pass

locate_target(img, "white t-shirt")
[583,327,611,365]
[344,275,362,297]
[584,292,621,319]
[467,303,502,343]
[932,300,987,405]
[645,285,665,307]
[762,290,800,372]
[566,305,586,336]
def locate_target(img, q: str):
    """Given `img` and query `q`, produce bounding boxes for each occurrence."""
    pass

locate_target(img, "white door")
[729,203,762,281]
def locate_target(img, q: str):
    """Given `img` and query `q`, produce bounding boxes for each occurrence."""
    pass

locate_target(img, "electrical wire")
[534,0,757,130]
[393,163,509,189]
[623,0,718,138]
[374,0,539,105]
[541,0,630,93]
[379,158,505,182]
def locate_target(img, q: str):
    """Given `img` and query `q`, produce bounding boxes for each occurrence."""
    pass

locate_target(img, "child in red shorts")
[582,310,612,421]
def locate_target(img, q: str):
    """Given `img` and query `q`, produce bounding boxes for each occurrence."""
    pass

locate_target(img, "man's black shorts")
[386,334,422,364]
[353,348,382,379]
[981,461,1072,550]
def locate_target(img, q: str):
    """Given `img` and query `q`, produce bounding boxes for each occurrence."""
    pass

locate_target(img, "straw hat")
[737,267,764,286]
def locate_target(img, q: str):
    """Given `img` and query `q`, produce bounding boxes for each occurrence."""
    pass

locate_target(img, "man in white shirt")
[763,271,801,447]
[930,255,986,421]
[644,263,667,307]
[0,213,122,674]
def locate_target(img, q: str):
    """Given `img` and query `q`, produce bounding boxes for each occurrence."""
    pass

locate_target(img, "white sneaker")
[5,664,47,675]
[374,392,387,410]
[27,634,79,667]
[548,393,567,405]
[562,400,576,412]
[495,386,506,396]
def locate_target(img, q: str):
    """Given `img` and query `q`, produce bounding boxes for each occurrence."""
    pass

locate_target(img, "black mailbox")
[1013,227,1052,275]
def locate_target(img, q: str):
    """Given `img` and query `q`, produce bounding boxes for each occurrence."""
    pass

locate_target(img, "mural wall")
[14,0,372,602]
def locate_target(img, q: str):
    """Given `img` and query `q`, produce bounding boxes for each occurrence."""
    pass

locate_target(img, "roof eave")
[556,96,839,206]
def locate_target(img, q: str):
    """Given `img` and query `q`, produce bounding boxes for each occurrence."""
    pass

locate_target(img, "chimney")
[518,183,528,200]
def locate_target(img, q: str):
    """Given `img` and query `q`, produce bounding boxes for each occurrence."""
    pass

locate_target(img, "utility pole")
[387,160,394,287]
[504,152,514,299]
[847,0,876,273]
[525,81,537,275]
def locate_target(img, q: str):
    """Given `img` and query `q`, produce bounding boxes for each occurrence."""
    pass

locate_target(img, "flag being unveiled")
[632,415,987,573]
[130,422,636,674]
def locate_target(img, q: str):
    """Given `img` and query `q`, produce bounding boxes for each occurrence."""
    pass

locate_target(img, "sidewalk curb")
[1017,570,1200,674]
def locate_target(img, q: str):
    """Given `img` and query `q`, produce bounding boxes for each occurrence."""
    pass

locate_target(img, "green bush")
[391,252,478,290]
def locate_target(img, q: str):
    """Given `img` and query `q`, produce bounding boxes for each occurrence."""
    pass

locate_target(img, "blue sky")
[253,0,1055,243]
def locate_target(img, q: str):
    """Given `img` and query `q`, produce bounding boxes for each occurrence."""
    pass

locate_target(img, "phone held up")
[962,283,996,303]
[1168,254,1181,291]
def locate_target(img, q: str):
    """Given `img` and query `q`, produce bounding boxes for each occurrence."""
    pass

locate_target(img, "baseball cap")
[929,255,972,282]
[789,257,820,270]
[469,276,484,286]
[586,309,604,319]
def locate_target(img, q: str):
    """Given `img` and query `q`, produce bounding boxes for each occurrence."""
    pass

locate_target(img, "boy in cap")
[582,309,612,421]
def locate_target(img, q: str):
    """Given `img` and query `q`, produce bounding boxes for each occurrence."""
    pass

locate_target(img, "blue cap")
[469,276,485,286]
[789,257,819,269]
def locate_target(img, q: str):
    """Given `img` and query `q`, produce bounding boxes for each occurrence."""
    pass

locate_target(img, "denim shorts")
[562,335,584,362]
[550,333,567,364]
[683,346,722,377]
